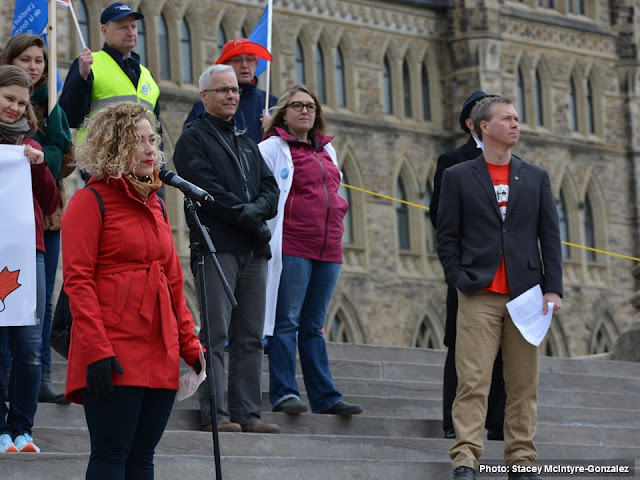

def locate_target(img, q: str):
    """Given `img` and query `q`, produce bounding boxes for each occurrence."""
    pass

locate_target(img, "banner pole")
[263,0,273,114]
[47,0,57,113]
[68,1,87,49]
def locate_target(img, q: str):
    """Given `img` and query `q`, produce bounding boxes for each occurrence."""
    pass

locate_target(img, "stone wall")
[1,0,638,356]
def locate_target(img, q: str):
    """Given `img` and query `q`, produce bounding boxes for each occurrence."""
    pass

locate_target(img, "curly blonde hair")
[76,102,164,179]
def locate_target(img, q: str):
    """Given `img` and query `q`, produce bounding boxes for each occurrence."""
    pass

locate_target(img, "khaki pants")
[450,290,539,469]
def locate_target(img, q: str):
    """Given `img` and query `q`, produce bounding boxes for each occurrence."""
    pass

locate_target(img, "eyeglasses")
[203,87,242,95]
[287,102,317,112]
[226,56,258,65]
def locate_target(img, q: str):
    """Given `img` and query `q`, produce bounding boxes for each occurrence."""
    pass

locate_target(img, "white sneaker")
[0,433,18,453]
[13,433,40,453]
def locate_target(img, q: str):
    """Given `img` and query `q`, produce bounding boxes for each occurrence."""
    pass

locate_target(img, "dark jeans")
[42,229,61,372]
[0,251,45,437]
[82,387,176,480]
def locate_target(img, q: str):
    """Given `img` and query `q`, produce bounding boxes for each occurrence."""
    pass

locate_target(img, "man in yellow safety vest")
[59,2,160,133]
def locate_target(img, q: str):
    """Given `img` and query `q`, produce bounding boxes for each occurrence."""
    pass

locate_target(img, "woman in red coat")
[61,102,201,480]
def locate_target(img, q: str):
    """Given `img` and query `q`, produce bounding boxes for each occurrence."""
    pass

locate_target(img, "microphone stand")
[183,196,237,480]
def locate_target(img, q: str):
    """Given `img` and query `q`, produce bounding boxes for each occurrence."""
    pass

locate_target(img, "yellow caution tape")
[341,183,640,263]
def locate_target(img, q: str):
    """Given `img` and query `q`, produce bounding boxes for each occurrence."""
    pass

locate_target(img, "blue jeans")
[268,255,343,413]
[42,229,61,372]
[0,251,45,437]
[83,387,175,480]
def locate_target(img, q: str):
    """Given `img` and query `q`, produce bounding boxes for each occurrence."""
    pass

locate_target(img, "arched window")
[157,14,171,80]
[589,316,617,354]
[517,66,527,124]
[316,45,326,104]
[180,19,193,83]
[557,192,570,259]
[423,184,435,253]
[421,63,431,121]
[383,57,392,114]
[396,179,410,250]
[295,40,305,84]
[217,25,227,53]
[413,316,438,349]
[569,77,578,131]
[568,0,585,14]
[583,196,596,261]
[137,16,147,66]
[339,175,353,245]
[326,312,352,343]
[535,69,543,126]
[403,59,412,118]
[586,78,595,134]
[76,0,90,49]
[540,318,569,357]
[335,46,346,108]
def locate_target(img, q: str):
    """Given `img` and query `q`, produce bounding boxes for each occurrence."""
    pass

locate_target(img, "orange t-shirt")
[484,162,510,294]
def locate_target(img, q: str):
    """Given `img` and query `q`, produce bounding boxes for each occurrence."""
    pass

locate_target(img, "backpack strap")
[84,186,166,224]
[158,197,167,223]
[85,186,105,221]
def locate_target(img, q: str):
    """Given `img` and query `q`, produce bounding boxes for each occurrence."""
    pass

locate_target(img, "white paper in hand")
[177,346,206,401]
[506,284,554,347]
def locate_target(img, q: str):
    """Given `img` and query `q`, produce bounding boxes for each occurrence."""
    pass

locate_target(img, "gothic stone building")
[1,0,638,357]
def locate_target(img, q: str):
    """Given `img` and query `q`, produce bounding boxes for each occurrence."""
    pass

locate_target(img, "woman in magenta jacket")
[61,102,201,479]
[260,85,362,416]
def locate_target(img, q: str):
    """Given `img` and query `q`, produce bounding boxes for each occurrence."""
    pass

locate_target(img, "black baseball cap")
[100,2,144,24]
[459,90,496,133]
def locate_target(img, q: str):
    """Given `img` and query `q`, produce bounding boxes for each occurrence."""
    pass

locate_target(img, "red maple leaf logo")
[0,267,21,312]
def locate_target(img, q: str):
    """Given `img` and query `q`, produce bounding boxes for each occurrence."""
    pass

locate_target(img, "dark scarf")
[0,117,30,144]
[32,84,73,180]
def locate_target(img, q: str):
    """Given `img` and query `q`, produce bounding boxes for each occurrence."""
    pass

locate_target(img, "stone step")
[46,360,640,413]
[29,425,640,461]
[2,453,637,480]
[48,362,640,400]
[33,402,640,449]
[51,343,640,380]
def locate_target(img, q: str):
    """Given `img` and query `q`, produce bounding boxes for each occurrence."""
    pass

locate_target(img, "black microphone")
[159,168,214,205]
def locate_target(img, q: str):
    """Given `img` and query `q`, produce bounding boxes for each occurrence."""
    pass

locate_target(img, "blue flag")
[248,2,270,77]
[12,0,63,91]
[12,0,48,36]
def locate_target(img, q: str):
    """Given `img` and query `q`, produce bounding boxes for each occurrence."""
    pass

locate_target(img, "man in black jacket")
[437,96,562,480]
[173,64,280,435]
[431,90,506,441]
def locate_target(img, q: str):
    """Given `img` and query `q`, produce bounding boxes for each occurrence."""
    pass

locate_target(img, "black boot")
[38,369,69,404]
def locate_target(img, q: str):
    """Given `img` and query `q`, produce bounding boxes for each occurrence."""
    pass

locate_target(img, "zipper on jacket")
[313,151,331,260]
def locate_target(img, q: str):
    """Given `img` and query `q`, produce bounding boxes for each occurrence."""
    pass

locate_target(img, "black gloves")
[232,203,271,244]
[232,203,265,233]
[86,356,124,396]
[193,358,202,375]
[255,223,271,245]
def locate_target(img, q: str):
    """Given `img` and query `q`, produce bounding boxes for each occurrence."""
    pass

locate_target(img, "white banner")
[0,145,37,326]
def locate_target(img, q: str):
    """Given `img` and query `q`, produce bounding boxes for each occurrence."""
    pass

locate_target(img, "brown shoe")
[202,419,242,433]
[240,421,280,434]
